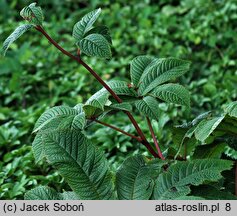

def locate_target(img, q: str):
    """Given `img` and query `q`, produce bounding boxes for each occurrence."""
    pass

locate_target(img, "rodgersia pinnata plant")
[2,3,236,200]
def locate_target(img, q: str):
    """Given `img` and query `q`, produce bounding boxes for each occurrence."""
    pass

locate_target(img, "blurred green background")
[0,0,237,199]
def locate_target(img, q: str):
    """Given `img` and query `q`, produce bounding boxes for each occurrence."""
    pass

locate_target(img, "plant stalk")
[35,25,158,158]
[95,119,142,142]
[146,117,165,160]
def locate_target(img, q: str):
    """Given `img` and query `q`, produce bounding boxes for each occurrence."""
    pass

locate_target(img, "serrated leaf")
[194,116,225,142]
[73,8,101,41]
[43,130,115,200]
[130,56,154,87]
[192,185,237,200]
[32,133,45,163]
[85,25,112,44]
[79,33,112,58]
[224,101,237,118]
[116,155,155,200]
[135,96,160,120]
[83,80,136,117]
[25,186,80,200]
[150,83,190,107]
[2,24,33,56]
[152,159,232,200]
[33,105,86,133]
[108,102,132,112]
[193,142,227,159]
[138,58,191,95]
[25,186,62,200]
[224,146,237,160]
[20,3,44,26]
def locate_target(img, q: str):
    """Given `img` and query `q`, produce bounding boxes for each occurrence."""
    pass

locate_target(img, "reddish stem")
[95,119,142,142]
[35,25,158,158]
[146,117,165,160]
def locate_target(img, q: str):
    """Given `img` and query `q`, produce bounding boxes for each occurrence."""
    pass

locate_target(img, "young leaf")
[43,130,115,200]
[150,83,190,107]
[20,3,44,26]
[194,116,225,142]
[138,58,191,95]
[130,55,154,87]
[2,24,33,56]
[85,25,112,44]
[32,133,45,163]
[79,33,112,58]
[116,155,155,200]
[152,159,233,200]
[73,8,101,41]
[135,96,160,120]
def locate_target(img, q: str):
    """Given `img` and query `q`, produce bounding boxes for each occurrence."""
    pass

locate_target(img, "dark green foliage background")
[0,0,237,199]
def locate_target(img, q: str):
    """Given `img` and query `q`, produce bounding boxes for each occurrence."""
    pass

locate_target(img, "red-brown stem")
[35,25,158,158]
[95,119,142,142]
[146,117,165,160]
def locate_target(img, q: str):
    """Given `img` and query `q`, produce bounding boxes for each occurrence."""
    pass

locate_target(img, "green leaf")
[83,80,136,117]
[150,83,190,107]
[135,96,160,120]
[194,116,225,142]
[224,146,237,160]
[192,185,237,200]
[192,143,227,159]
[2,24,33,56]
[32,133,45,163]
[43,130,115,200]
[85,25,112,44]
[138,58,191,95]
[116,155,155,200]
[20,3,44,26]
[73,8,101,41]
[224,101,237,118]
[175,196,204,200]
[108,102,132,112]
[25,186,62,200]
[130,56,154,87]
[152,159,232,200]
[25,186,80,200]
[79,33,112,58]
[33,105,86,133]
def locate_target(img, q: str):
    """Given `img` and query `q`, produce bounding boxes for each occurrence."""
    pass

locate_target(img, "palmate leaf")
[73,8,101,41]
[150,83,190,107]
[130,55,154,87]
[79,33,112,58]
[41,129,115,200]
[33,105,86,133]
[116,155,165,200]
[194,116,225,142]
[138,58,191,95]
[2,24,33,56]
[20,3,44,26]
[152,159,232,200]
[135,96,160,120]
[25,186,80,200]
